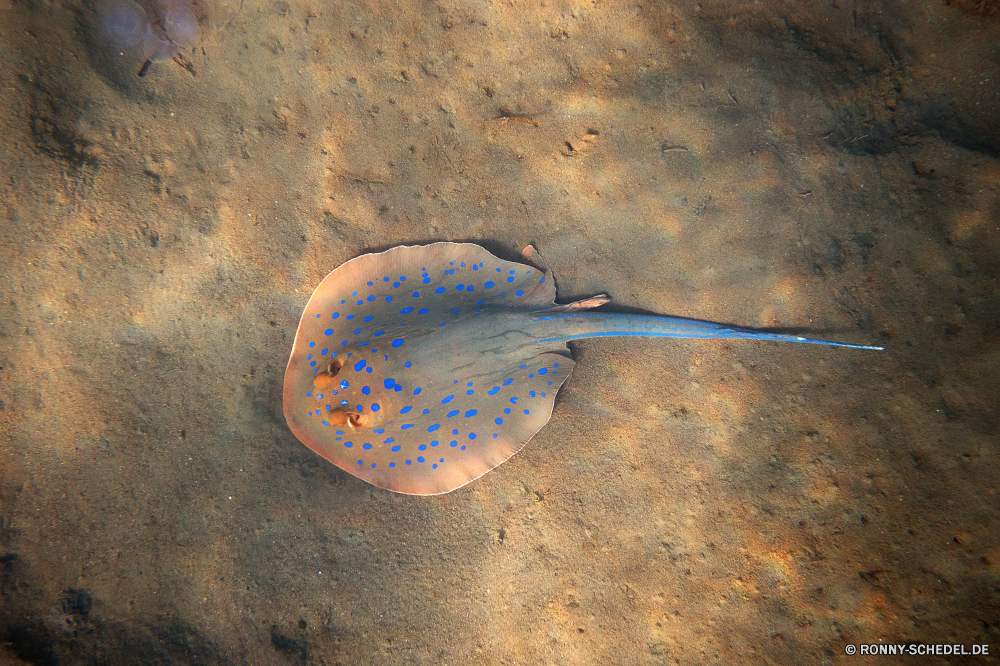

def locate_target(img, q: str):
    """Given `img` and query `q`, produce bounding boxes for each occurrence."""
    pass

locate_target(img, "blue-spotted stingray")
[283,242,882,495]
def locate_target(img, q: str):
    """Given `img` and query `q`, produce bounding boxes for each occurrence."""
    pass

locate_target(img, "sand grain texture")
[1,0,998,664]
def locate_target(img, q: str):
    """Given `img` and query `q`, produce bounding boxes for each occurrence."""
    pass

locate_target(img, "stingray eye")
[312,357,345,390]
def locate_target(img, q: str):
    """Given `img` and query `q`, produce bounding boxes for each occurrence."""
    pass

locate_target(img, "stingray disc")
[283,243,576,495]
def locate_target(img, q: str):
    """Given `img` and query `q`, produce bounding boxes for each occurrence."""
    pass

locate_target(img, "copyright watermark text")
[844,643,989,656]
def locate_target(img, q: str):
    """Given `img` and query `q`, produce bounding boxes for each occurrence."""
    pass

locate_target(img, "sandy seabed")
[1,0,999,664]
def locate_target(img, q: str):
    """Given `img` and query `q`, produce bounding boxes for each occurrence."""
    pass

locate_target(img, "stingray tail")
[528,312,884,351]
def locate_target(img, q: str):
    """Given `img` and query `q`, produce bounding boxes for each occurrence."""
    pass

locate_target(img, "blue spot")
[493,434,498,439]
[393,282,400,288]
[495,417,503,425]
[362,386,370,395]
[422,409,429,414]
[447,410,459,418]
[484,281,494,288]
[309,361,316,367]
[373,331,384,337]
[364,315,374,322]
[516,290,524,296]
[384,378,395,389]
[399,276,406,281]
[406,460,412,465]
[461,262,466,267]
[340,381,349,390]
[401,306,414,314]
[487,387,500,395]
[414,387,422,395]
[391,445,401,452]
[461,446,466,451]
[405,361,412,368]
[510,397,518,404]
[332,313,340,319]
[450,441,458,447]
[423,277,430,283]
[456,284,464,290]
[466,285,474,292]
[321,348,328,355]
[469,433,477,440]
[400,406,412,414]
[412,291,420,297]
[418,308,429,314]
[466,390,474,395]
[504,408,511,414]
[442,395,455,404]
[401,424,414,430]
[464,409,477,417]
[363,443,372,450]
[354,360,366,371]
[324,328,333,336]
[367,295,375,301]
[346,314,354,320]
[431,441,439,447]
[524,409,530,414]
[502,378,514,386]
[383,437,394,444]
[344,442,353,448]
[389,462,396,467]
[433,464,437,469]
[417,457,425,463]
[309,342,315,348]
[540,276,546,283]
[529,390,536,397]
[374,428,385,434]
[507,277,515,282]
[451,309,461,314]
[353,328,363,335]
[435,287,445,294]
[322,420,330,426]
[392,339,404,347]
[393,385,402,392]
[428,424,440,432]
[418,444,426,451]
